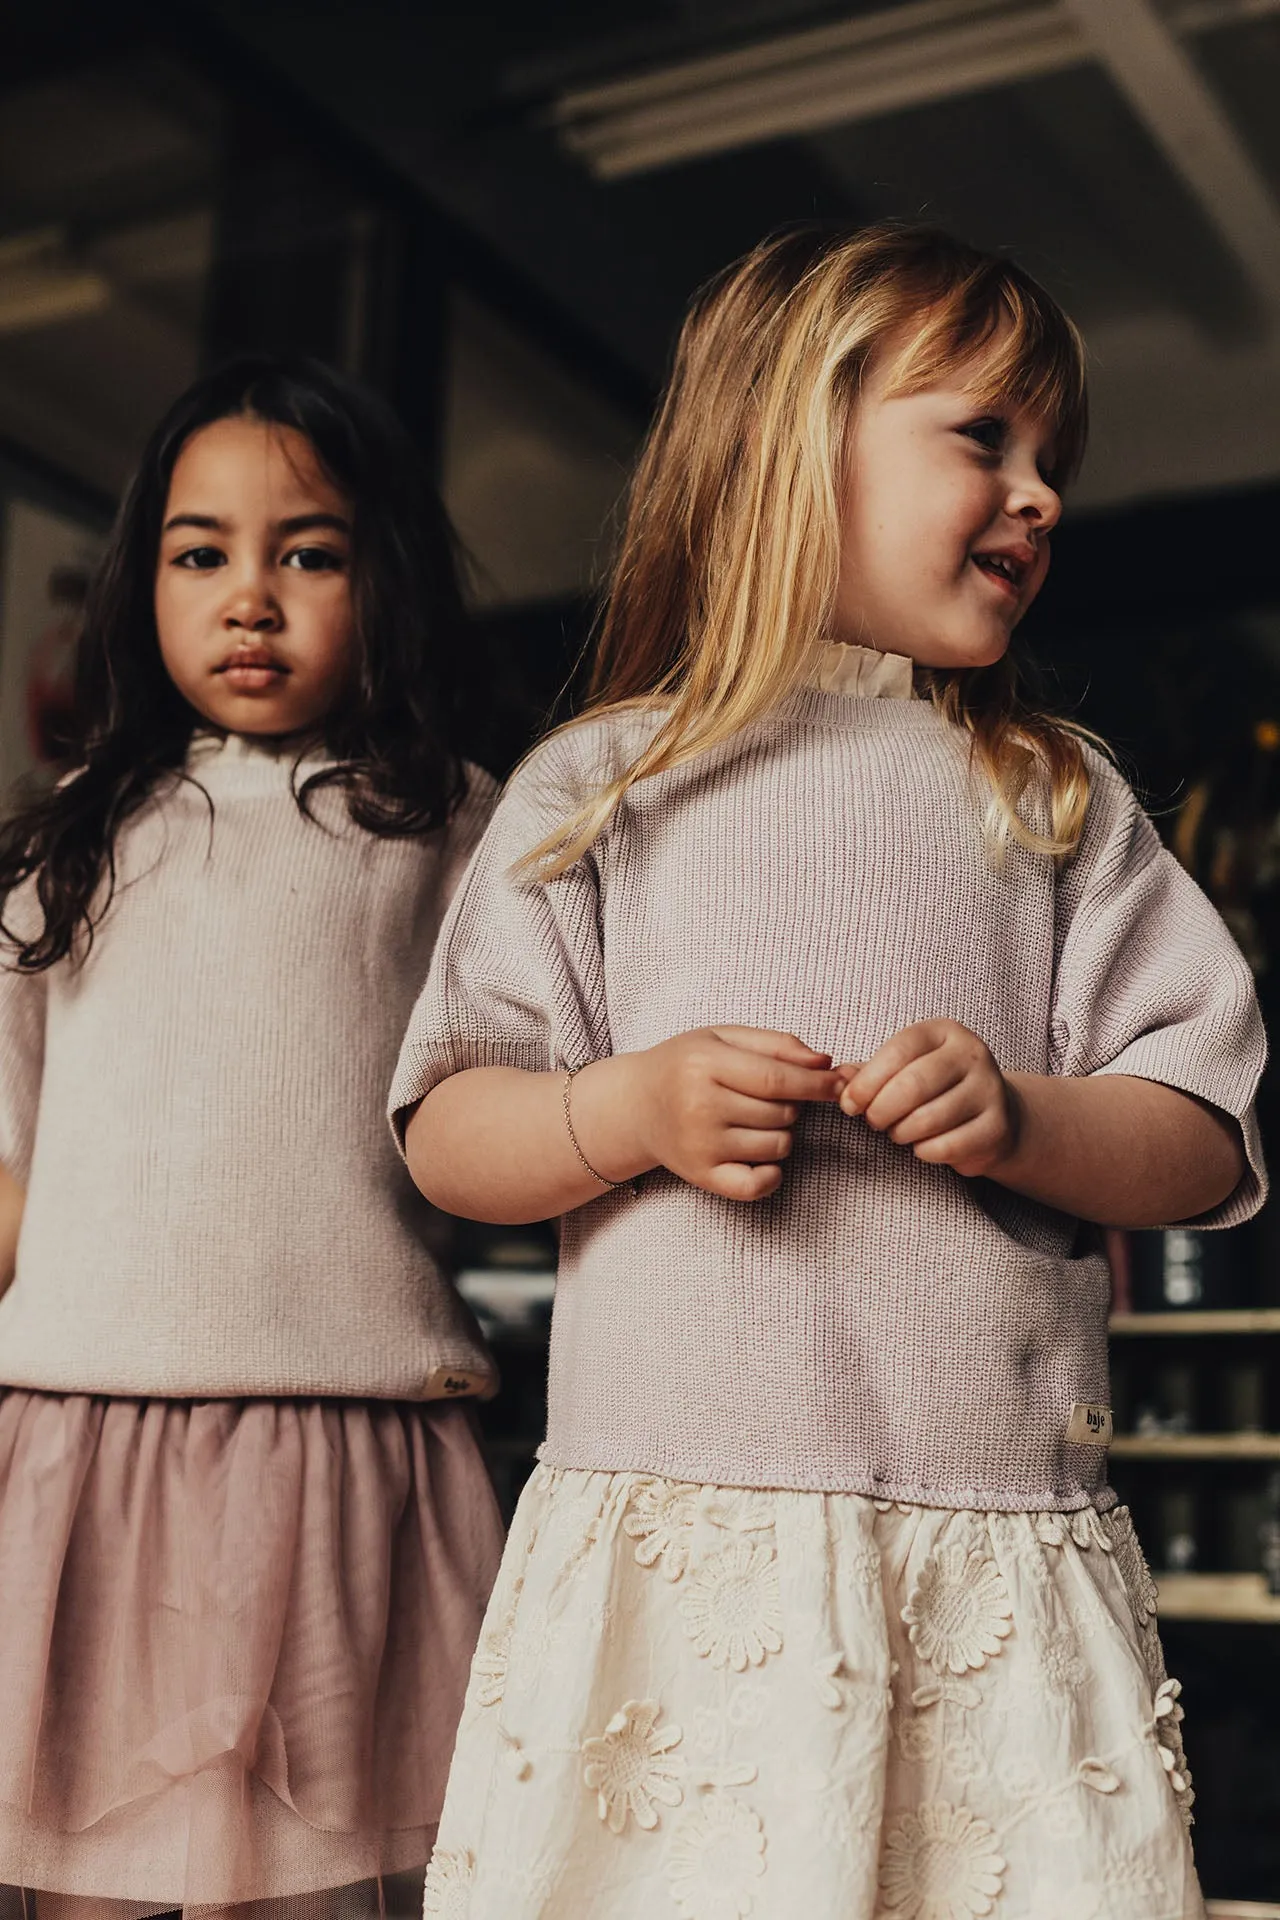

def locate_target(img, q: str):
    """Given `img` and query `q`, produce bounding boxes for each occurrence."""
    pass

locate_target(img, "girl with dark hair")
[0,355,505,1920]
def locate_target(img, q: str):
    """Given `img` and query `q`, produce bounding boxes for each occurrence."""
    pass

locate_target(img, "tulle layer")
[0,1389,505,1920]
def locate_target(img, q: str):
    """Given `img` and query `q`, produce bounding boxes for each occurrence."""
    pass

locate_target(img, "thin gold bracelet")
[562,1068,633,1192]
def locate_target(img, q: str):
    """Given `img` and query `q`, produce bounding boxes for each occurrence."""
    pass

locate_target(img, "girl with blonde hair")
[394,224,1264,1916]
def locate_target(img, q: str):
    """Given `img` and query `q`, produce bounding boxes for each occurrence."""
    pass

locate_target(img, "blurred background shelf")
[1157,1573,1280,1623]
[1111,1310,1280,1335]
[1112,1434,1280,1459]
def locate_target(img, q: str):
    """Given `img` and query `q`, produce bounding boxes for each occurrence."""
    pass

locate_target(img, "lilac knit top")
[391,684,1267,1508]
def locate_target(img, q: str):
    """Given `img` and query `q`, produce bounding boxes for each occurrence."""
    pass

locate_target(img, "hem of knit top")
[532,1441,1120,1515]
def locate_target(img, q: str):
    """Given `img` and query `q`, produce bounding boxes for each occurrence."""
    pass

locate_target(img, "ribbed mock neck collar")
[185,728,333,795]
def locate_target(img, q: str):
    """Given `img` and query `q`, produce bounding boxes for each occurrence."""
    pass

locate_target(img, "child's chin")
[921,633,1013,674]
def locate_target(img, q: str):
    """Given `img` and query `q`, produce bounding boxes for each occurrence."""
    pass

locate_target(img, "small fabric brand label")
[1065,1401,1113,1446]
[423,1366,491,1399]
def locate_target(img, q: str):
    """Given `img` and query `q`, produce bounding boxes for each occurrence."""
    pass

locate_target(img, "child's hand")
[836,1019,1018,1178]
[634,1026,841,1202]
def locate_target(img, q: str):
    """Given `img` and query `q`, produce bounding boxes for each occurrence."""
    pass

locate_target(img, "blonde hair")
[532,221,1094,877]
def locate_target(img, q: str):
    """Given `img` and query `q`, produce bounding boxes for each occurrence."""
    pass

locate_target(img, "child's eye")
[959,417,1007,454]
[283,546,346,573]
[174,546,225,570]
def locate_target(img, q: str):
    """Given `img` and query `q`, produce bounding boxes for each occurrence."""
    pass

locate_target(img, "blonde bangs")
[524,222,1098,881]
[883,265,1089,490]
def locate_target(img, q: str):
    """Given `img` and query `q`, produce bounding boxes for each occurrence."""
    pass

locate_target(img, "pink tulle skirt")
[0,1389,505,1920]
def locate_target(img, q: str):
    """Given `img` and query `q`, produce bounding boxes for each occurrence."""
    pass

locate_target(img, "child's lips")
[217,649,289,690]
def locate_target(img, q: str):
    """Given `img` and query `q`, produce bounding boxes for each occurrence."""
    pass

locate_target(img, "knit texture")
[391,690,1267,1508]
[0,733,496,1399]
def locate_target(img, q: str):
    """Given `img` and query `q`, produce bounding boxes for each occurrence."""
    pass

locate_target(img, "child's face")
[833,335,1062,669]
[154,416,356,737]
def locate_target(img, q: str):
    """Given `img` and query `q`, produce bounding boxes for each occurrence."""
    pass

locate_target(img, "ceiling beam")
[553,0,1280,184]
[1062,0,1280,314]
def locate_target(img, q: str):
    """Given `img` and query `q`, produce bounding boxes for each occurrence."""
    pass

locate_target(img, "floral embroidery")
[582,1700,684,1833]
[1151,1677,1195,1822]
[1105,1506,1160,1627]
[1034,1512,1069,1548]
[471,1582,521,1708]
[1097,1842,1167,1915]
[911,1678,981,1711]
[666,1792,766,1919]
[942,1729,984,1782]
[705,1491,775,1534]
[624,1478,699,1580]
[1077,1756,1121,1794]
[423,1848,474,1918]
[878,1801,1006,1918]
[690,1685,767,1759]
[896,1714,939,1764]
[1042,1794,1085,1841]
[1039,1625,1087,1694]
[680,1542,783,1670]
[1070,1508,1113,1553]
[848,1534,882,1584]
[902,1543,1013,1675]
[995,1752,1046,1800]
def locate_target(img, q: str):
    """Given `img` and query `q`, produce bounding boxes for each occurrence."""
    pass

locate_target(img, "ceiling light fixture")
[552,0,1280,181]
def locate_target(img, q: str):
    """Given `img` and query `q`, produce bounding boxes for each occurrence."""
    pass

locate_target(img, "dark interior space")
[4,1,1280,1907]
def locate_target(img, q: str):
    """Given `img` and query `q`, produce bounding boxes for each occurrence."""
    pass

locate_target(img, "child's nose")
[223,583,282,631]
[1011,471,1062,534]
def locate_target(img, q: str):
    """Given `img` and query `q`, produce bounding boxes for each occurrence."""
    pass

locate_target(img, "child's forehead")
[867,312,1069,439]
[166,417,347,512]
[876,314,1014,401]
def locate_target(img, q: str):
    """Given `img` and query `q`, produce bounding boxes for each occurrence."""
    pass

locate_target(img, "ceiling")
[201,0,1280,511]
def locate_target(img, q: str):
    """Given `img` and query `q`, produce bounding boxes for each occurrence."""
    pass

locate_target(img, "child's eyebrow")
[276,512,351,537]
[160,511,351,536]
[162,512,226,533]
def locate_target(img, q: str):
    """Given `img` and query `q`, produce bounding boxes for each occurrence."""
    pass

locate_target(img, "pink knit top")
[391,676,1267,1508]
[0,733,497,1401]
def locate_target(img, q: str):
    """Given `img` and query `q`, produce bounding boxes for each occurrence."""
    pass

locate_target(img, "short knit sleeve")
[0,883,49,1185]
[389,728,613,1146]
[1050,751,1267,1228]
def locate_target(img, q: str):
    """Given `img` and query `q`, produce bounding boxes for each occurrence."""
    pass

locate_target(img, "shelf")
[1110,1433,1280,1459]
[1153,1572,1280,1622]
[1109,1309,1280,1335]
[1206,1904,1280,1918]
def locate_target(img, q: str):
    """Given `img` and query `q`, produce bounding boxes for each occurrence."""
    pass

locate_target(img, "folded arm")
[839,1018,1245,1228]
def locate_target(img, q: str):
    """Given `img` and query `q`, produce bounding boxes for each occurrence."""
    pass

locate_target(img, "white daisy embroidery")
[423,1848,474,1918]
[878,1801,1006,1918]
[902,1542,1013,1675]
[680,1541,783,1671]
[582,1699,684,1834]
[623,1478,699,1580]
[666,1793,766,1920]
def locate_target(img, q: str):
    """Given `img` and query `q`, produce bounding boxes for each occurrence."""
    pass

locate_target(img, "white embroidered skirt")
[426,1466,1203,1920]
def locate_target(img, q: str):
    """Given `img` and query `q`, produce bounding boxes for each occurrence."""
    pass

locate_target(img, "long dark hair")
[0,353,470,970]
